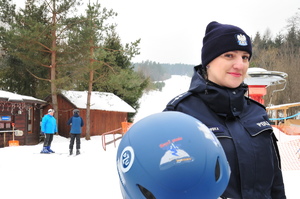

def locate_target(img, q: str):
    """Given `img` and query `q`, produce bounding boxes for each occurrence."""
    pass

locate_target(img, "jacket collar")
[188,65,249,119]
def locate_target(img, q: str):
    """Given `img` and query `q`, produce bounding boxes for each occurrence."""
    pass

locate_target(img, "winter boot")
[76,149,80,155]
[40,146,50,154]
[69,149,73,155]
[47,146,55,153]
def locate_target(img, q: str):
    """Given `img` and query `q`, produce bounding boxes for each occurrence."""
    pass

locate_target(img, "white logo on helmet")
[119,146,135,173]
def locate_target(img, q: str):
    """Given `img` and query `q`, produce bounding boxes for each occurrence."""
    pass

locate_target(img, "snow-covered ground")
[0,135,121,199]
[0,75,299,198]
[133,75,191,122]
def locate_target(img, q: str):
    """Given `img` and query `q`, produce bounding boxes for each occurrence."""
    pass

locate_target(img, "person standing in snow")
[164,21,286,198]
[67,109,84,155]
[40,109,57,154]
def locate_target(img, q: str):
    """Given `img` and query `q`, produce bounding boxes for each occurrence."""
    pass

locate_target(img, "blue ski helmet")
[116,111,230,199]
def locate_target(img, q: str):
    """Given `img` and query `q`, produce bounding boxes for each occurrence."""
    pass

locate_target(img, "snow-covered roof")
[244,67,288,86]
[0,90,46,103]
[61,90,136,113]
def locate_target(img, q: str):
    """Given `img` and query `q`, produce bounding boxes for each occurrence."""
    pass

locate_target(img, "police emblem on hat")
[235,34,248,46]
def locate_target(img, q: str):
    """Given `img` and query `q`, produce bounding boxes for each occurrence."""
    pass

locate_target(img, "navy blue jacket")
[164,66,286,199]
[67,113,84,134]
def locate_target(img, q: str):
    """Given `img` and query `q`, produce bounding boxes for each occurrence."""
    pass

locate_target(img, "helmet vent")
[215,157,221,181]
[138,184,156,199]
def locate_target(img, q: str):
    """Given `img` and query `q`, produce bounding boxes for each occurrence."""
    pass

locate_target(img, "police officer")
[164,21,286,199]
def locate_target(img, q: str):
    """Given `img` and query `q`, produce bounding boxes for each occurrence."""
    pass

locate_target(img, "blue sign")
[1,116,11,121]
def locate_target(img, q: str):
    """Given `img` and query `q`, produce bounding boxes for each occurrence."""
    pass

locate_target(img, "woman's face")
[206,50,250,88]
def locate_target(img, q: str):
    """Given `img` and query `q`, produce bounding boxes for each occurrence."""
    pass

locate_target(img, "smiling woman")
[164,21,286,199]
[207,51,250,88]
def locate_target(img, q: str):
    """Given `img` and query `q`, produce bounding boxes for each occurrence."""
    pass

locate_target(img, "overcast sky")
[98,0,299,65]
[15,0,300,65]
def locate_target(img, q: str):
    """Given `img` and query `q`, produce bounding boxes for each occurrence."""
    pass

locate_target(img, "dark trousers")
[43,134,54,147]
[69,134,81,150]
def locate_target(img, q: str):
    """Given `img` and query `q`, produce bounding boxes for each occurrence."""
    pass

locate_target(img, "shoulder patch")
[165,92,193,111]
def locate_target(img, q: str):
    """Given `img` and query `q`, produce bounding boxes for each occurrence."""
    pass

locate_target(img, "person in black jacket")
[67,109,84,155]
[164,21,286,199]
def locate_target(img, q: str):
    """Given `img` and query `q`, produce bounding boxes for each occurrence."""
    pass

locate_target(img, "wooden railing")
[101,128,122,151]
[101,122,133,151]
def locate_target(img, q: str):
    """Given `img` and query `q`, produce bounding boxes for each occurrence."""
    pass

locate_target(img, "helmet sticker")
[119,146,135,173]
[159,137,194,170]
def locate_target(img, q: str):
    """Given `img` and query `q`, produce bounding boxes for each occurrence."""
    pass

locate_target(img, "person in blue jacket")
[67,109,84,155]
[40,108,58,154]
[164,21,286,199]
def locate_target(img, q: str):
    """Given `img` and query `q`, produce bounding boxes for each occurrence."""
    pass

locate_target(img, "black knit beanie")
[201,21,252,67]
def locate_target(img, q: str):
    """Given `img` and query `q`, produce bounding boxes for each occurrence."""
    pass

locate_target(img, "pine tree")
[0,0,50,98]
[0,0,84,121]
[64,1,147,138]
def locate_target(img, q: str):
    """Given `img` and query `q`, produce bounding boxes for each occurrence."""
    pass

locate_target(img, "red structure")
[248,85,267,104]
[245,68,288,105]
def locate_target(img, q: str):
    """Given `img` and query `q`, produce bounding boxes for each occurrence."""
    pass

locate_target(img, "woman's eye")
[224,54,233,58]
[242,56,250,60]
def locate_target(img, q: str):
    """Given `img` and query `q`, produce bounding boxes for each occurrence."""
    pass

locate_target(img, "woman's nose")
[233,56,246,69]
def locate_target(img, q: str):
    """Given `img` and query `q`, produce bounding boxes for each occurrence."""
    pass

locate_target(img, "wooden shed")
[44,91,136,138]
[0,90,46,148]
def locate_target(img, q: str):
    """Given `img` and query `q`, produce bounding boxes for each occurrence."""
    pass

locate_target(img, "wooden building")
[44,91,136,138]
[0,90,46,148]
